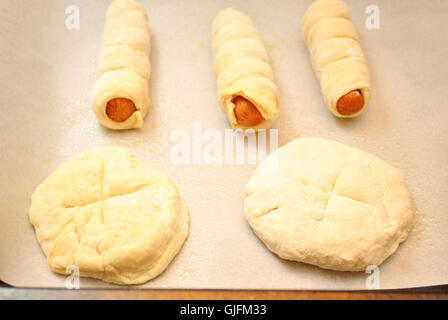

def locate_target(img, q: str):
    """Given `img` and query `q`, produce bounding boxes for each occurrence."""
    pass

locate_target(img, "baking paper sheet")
[0,0,447,290]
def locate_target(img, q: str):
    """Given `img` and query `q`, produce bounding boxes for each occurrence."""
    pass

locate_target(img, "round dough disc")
[30,147,189,285]
[244,137,413,272]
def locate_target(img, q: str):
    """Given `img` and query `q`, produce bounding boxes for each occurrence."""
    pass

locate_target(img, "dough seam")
[47,220,76,265]
[251,172,385,224]
[62,183,151,209]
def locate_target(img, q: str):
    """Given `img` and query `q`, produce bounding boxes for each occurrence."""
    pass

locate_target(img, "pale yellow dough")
[30,147,189,285]
[212,8,279,130]
[302,0,370,118]
[244,137,413,272]
[92,0,151,130]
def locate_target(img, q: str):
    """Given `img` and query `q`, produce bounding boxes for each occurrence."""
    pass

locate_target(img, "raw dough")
[92,0,151,130]
[302,0,370,117]
[212,8,279,130]
[244,137,413,271]
[29,147,189,285]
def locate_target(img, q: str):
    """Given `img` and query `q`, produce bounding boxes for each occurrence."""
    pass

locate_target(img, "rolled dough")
[212,8,279,130]
[92,0,151,130]
[29,147,189,285]
[302,0,370,117]
[244,137,413,272]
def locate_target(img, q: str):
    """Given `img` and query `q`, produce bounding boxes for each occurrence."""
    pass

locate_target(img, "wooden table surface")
[1,282,447,300]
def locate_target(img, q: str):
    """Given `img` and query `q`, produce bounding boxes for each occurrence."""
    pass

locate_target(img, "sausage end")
[233,96,264,127]
[106,98,136,122]
[336,89,364,116]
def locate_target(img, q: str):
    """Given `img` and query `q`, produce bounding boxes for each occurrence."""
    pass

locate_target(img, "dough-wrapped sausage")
[92,0,151,130]
[212,8,279,130]
[302,0,370,117]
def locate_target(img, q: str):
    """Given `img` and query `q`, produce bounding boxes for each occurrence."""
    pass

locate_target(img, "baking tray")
[0,0,447,290]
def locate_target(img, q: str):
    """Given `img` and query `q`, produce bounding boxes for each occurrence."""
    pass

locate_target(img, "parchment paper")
[0,0,447,290]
